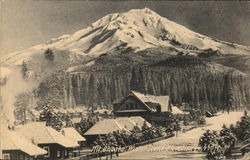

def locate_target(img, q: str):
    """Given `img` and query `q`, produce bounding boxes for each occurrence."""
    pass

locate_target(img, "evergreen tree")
[21,61,28,78]
[14,92,31,123]
[223,73,234,113]
[44,48,55,62]
[130,125,143,143]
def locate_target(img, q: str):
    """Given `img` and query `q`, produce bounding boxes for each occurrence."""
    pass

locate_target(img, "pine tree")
[44,48,55,62]
[223,73,234,113]
[21,61,28,78]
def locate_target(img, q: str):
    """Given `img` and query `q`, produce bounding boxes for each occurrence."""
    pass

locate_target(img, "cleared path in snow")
[112,111,244,160]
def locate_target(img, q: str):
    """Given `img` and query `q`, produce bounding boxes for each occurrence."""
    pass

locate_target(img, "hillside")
[2,8,250,112]
[5,8,250,65]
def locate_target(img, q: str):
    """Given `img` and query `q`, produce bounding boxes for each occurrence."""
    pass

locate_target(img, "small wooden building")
[60,127,86,157]
[17,122,79,160]
[84,116,151,144]
[61,127,86,147]
[1,124,47,160]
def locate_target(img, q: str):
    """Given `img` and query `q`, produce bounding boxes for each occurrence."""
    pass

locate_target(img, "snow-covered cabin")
[61,127,86,147]
[1,124,47,160]
[84,116,151,144]
[17,122,79,159]
[113,90,171,117]
[113,90,184,126]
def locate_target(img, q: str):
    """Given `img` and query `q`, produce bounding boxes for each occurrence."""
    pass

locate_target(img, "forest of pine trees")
[35,61,249,113]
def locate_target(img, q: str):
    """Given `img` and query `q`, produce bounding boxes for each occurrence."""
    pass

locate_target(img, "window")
[19,154,24,160]
[3,154,10,160]
[57,151,61,158]
[64,149,68,157]
[24,154,29,160]
[43,147,50,157]
[126,104,129,110]
[131,103,135,109]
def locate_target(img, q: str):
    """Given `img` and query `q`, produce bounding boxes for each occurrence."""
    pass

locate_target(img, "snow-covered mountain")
[5,8,250,65]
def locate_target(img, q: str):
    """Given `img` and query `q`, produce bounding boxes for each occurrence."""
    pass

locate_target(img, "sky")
[1,1,250,58]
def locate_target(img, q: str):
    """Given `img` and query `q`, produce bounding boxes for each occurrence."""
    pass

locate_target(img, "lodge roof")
[84,119,125,136]
[61,127,86,143]
[17,122,79,148]
[131,90,170,112]
[84,116,151,136]
[130,116,151,128]
[1,123,47,156]
[114,90,170,113]
[172,106,185,114]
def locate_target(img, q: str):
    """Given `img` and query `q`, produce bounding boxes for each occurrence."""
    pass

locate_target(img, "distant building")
[1,123,47,160]
[61,127,86,147]
[17,122,79,160]
[113,90,182,126]
[84,116,151,144]
[61,127,86,157]
[113,90,171,116]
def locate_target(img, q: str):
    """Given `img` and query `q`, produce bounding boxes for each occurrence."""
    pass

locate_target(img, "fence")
[70,134,175,160]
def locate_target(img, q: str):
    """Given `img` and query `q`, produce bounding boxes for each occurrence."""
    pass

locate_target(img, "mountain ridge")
[5,7,250,65]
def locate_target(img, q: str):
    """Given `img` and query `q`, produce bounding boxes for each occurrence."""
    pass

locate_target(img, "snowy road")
[111,112,244,160]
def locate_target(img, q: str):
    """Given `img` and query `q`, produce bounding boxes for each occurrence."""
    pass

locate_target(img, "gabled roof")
[17,122,79,148]
[131,91,170,112]
[116,117,137,130]
[1,123,47,156]
[130,116,151,128]
[61,127,86,143]
[84,116,151,136]
[84,119,126,136]
[114,90,170,112]
[172,106,185,114]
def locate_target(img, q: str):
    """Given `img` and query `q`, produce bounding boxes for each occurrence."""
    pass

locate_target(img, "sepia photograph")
[0,0,250,159]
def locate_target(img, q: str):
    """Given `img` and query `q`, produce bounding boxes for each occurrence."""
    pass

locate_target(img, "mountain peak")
[127,7,155,14]
[5,8,250,65]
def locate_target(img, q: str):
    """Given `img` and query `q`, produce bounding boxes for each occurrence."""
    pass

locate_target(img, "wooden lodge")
[113,90,183,126]
[1,123,47,160]
[17,122,79,160]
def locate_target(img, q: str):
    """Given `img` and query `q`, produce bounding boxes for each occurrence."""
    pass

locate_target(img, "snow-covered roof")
[131,90,170,112]
[171,106,185,114]
[95,109,112,114]
[115,117,137,130]
[1,123,47,156]
[71,117,82,124]
[84,119,125,136]
[67,108,75,113]
[74,107,85,113]
[130,116,151,128]
[17,122,79,148]
[29,109,40,117]
[61,127,86,143]
[57,108,67,113]
[84,116,151,136]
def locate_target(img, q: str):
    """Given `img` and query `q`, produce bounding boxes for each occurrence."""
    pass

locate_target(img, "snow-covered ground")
[112,111,244,160]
